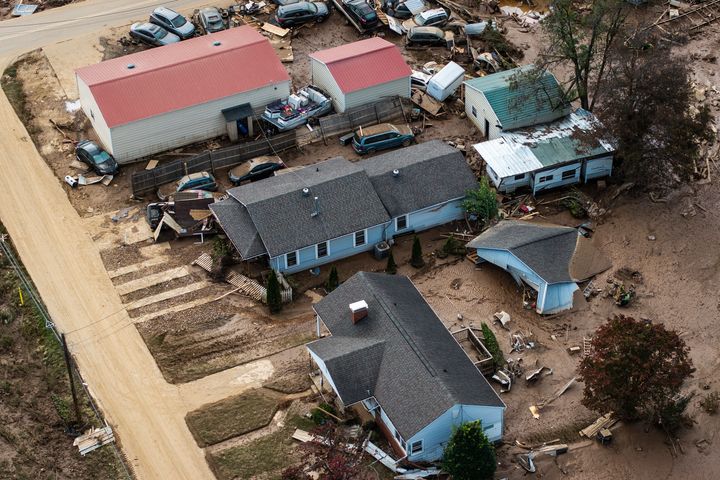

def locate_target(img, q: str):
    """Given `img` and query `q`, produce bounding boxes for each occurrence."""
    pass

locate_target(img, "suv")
[406,26,447,46]
[275,2,330,27]
[345,0,379,29]
[75,140,119,175]
[351,123,415,154]
[229,158,286,185]
[129,22,180,46]
[176,172,218,192]
[198,7,226,33]
[150,7,195,39]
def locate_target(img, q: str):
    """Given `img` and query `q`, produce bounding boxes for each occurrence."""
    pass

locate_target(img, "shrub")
[701,392,720,415]
[385,252,397,274]
[311,402,337,425]
[410,236,424,268]
[266,270,282,314]
[442,421,496,480]
[481,322,504,368]
[325,266,339,292]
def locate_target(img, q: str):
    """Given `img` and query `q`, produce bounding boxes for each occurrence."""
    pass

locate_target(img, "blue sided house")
[473,109,615,195]
[211,140,477,274]
[467,221,611,314]
[306,272,505,462]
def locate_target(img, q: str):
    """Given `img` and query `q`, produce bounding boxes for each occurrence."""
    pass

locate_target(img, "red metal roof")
[310,38,411,94]
[76,27,290,128]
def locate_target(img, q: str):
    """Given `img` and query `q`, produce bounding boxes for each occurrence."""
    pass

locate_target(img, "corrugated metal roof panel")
[464,65,571,130]
[310,38,411,94]
[76,27,290,128]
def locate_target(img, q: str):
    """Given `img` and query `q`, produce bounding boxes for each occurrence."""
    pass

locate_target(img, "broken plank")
[145,159,159,170]
[261,22,290,37]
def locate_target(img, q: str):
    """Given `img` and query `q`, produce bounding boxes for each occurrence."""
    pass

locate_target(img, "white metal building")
[309,38,411,113]
[76,27,290,163]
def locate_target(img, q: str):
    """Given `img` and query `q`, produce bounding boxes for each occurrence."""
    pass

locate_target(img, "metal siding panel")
[538,282,577,314]
[584,155,613,181]
[407,199,465,232]
[344,77,410,112]
[78,77,113,154]
[475,248,546,290]
[532,162,582,194]
[464,88,501,139]
[312,60,346,113]
[110,82,290,162]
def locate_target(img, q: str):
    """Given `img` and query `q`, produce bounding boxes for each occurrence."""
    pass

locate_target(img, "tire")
[401,139,411,147]
[316,16,324,23]
[366,148,376,155]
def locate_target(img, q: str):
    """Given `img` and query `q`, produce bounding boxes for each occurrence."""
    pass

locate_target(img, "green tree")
[579,315,694,421]
[442,421,496,480]
[385,252,397,274]
[266,270,282,314]
[540,0,627,110]
[326,266,339,292]
[481,322,504,369]
[410,236,424,268]
[462,177,498,230]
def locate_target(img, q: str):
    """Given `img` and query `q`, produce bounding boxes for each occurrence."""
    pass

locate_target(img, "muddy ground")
[3,1,720,479]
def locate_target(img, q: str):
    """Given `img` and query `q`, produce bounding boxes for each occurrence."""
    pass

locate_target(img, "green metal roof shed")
[464,65,571,131]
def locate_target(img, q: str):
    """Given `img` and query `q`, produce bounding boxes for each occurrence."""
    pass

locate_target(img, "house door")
[484,118,490,138]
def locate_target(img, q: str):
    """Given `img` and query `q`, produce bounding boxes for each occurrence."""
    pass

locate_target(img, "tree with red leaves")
[579,315,694,422]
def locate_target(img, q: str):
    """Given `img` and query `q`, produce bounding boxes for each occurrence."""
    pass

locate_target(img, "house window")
[483,423,495,431]
[561,169,576,180]
[286,251,297,268]
[316,241,328,258]
[354,230,366,247]
[471,106,478,118]
[537,174,553,183]
[396,215,408,231]
[514,173,525,181]
[394,430,403,445]
[410,440,423,455]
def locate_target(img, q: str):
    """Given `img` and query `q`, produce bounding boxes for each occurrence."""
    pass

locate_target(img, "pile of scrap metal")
[605,279,635,306]
[511,330,535,352]
[492,357,523,393]
[148,190,218,242]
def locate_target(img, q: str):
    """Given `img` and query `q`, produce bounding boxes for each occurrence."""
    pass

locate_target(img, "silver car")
[129,22,181,46]
[198,7,226,33]
[150,6,196,39]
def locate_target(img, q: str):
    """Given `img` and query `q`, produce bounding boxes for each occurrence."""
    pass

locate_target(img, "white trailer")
[426,61,465,102]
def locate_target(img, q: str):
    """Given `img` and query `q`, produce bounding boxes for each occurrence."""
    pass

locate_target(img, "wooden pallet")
[227,271,266,302]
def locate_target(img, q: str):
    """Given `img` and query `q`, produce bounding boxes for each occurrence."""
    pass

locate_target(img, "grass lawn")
[208,414,316,480]
[186,388,282,447]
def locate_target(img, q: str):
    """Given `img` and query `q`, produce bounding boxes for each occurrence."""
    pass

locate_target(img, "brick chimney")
[349,300,368,324]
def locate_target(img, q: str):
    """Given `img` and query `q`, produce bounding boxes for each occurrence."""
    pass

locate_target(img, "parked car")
[75,140,119,175]
[344,0,379,29]
[149,6,196,39]
[198,7,226,33]
[275,2,330,27]
[402,7,448,31]
[351,123,415,154]
[229,157,286,185]
[383,0,426,20]
[129,22,181,46]
[177,172,218,192]
[406,26,447,47]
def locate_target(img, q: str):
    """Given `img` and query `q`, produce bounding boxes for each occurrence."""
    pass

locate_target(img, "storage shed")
[309,38,411,113]
[473,109,615,194]
[463,65,570,139]
[76,27,290,163]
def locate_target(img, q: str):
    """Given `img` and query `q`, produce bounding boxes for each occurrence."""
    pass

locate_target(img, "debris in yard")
[261,22,290,38]
[12,4,39,16]
[568,346,581,355]
[111,207,131,223]
[525,366,551,383]
[511,331,535,352]
[73,426,115,456]
[538,377,576,409]
[517,443,569,473]
[70,160,89,170]
[145,159,159,170]
[411,89,444,116]
[492,369,512,392]
[529,405,540,419]
[395,468,441,479]
[65,99,81,113]
[579,412,617,438]
[493,310,511,329]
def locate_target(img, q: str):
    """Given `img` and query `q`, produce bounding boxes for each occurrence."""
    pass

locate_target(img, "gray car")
[198,7,226,33]
[150,6,196,39]
[130,22,181,46]
[275,2,329,27]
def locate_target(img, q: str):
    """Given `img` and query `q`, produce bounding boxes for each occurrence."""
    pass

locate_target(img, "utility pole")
[62,333,82,427]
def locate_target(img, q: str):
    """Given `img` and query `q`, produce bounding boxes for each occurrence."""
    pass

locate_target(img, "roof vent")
[212,40,222,46]
[350,300,369,324]
[302,187,310,197]
[126,63,136,69]
[392,169,400,177]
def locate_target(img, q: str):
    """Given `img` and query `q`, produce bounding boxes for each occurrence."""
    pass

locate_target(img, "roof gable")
[209,198,267,259]
[226,158,390,257]
[362,140,477,216]
[309,273,504,438]
[467,221,578,283]
[76,27,290,127]
[310,38,411,94]
[464,65,571,130]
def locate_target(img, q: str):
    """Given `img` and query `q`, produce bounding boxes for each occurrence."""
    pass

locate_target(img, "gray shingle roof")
[467,220,578,283]
[209,198,267,259]
[225,157,391,257]
[362,140,478,217]
[307,272,504,439]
